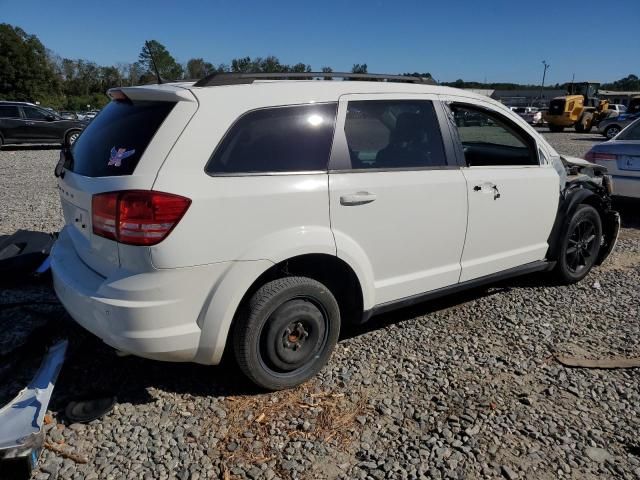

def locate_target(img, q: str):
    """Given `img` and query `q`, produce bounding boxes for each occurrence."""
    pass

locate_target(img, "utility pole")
[538,60,549,107]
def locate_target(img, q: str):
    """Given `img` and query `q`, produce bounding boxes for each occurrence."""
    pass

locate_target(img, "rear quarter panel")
[151,86,337,269]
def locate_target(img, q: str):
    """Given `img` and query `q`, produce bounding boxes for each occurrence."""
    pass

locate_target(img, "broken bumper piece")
[0,340,67,476]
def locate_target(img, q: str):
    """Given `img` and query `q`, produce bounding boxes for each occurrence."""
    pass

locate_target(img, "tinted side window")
[23,106,50,120]
[0,105,21,118]
[207,103,337,174]
[450,104,538,166]
[344,100,446,169]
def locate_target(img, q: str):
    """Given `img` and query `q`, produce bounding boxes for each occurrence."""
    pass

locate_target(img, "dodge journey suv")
[51,72,619,390]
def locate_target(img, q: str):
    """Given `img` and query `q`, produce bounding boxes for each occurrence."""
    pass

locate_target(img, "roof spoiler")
[107,86,196,103]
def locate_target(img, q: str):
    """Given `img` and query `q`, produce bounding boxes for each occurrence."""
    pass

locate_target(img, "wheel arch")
[195,253,367,366]
[63,127,82,143]
[235,253,365,327]
[546,186,617,265]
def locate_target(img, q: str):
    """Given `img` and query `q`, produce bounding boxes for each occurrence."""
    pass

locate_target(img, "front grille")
[549,99,566,115]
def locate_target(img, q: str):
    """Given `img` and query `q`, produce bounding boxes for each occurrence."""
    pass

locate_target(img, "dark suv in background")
[0,101,87,148]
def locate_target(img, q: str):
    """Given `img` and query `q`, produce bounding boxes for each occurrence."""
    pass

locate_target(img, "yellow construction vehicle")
[544,81,610,133]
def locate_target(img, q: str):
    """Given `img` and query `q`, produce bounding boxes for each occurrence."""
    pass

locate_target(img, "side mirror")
[45,114,56,121]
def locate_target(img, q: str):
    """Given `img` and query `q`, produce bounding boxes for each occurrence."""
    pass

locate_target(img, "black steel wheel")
[233,276,340,390]
[555,205,602,284]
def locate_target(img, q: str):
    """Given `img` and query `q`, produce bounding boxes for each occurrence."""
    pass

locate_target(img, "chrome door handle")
[25,121,35,125]
[473,183,500,200]
[340,191,377,206]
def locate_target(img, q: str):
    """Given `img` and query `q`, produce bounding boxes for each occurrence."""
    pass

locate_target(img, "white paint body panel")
[50,80,566,365]
[459,166,559,281]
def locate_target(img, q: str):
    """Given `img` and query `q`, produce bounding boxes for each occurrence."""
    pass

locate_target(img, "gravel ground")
[0,132,639,480]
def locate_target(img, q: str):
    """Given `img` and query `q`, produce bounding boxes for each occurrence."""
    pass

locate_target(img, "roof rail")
[193,72,436,88]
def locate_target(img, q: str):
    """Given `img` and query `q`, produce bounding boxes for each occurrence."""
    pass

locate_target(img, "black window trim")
[443,101,541,168]
[328,98,459,173]
[204,101,339,177]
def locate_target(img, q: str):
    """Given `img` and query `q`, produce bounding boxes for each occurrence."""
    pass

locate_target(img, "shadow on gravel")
[0,144,61,151]
[568,136,606,142]
[341,283,514,341]
[48,327,259,413]
[614,198,640,229]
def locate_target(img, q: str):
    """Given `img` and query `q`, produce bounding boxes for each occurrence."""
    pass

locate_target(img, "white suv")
[51,73,620,390]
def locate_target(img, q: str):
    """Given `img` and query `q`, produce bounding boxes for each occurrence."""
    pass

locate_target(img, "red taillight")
[92,191,191,246]
[584,150,617,162]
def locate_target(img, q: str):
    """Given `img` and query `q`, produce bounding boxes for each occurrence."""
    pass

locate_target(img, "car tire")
[604,125,620,139]
[575,113,594,133]
[233,276,341,391]
[554,204,602,284]
[549,124,564,132]
[65,130,81,146]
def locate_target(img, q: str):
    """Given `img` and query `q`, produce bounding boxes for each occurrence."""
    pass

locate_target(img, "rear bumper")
[50,227,229,363]
[611,175,640,199]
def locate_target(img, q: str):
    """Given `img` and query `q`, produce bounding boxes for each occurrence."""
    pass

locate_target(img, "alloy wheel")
[566,219,598,274]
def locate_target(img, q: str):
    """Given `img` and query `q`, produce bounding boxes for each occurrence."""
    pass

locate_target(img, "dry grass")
[209,382,369,479]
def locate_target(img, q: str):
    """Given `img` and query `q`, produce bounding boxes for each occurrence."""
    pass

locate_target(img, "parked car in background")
[512,106,543,125]
[59,111,79,120]
[0,101,86,147]
[84,110,99,120]
[586,117,640,198]
[598,112,640,139]
[51,73,619,390]
[607,104,627,115]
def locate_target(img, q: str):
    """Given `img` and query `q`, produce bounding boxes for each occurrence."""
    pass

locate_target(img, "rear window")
[206,103,337,174]
[69,100,175,177]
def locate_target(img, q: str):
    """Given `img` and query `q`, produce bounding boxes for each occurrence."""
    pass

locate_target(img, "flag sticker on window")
[108,147,135,167]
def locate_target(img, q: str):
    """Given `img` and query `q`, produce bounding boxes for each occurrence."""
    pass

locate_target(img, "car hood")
[560,155,607,189]
[561,155,607,174]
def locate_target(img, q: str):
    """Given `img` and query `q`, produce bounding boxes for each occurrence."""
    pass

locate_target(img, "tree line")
[1,23,638,111]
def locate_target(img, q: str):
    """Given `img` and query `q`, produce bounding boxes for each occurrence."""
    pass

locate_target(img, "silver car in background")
[598,112,640,139]
[586,117,640,198]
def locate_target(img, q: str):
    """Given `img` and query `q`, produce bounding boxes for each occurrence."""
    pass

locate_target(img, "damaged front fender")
[546,155,620,266]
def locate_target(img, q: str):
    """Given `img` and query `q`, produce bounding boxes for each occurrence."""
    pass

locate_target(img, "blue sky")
[3,0,638,84]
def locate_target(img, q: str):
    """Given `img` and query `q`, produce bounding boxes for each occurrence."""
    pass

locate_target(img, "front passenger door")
[20,106,60,141]
[446,101,559,282]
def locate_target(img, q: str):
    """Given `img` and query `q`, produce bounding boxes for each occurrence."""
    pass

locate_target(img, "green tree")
[351,63,368,74]
[138,40,183,81]
[321,66,333,80]
[602,74,640,91]
[185,58,214,79]
[403,72,432,79]
[0,23,62,103]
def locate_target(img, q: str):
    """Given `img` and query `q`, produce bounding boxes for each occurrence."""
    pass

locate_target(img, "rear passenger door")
[328,94,468,306]
[0,105,23,143]
[443,99,559,282]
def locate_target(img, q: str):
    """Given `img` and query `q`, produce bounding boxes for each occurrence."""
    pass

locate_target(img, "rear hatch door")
[57,86,197,277]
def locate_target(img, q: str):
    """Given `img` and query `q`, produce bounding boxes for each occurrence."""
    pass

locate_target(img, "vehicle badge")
[108,147,136,167]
